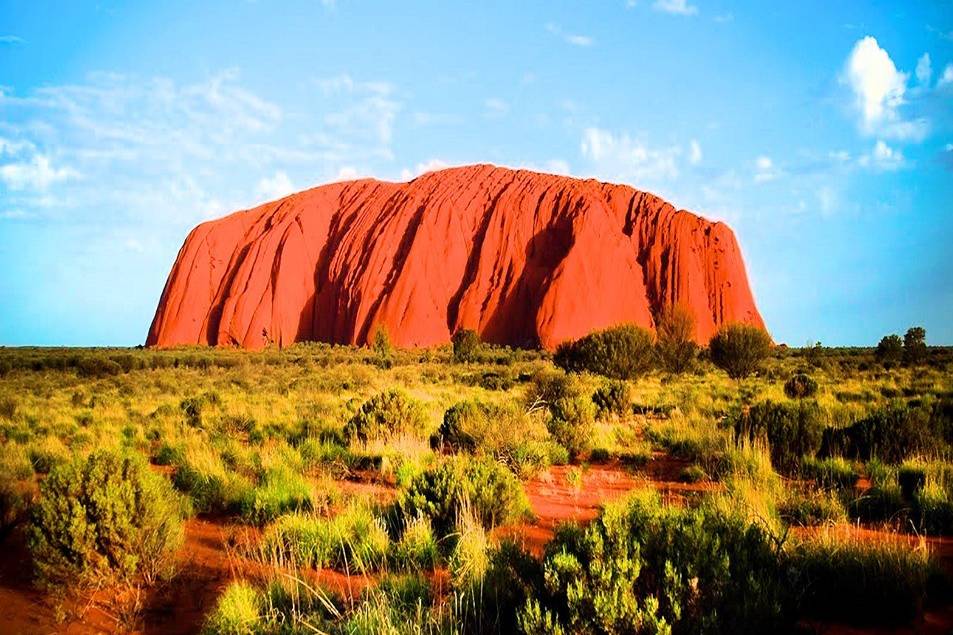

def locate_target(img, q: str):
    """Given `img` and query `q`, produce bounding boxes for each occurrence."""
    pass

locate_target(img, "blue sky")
[1,1,952,346]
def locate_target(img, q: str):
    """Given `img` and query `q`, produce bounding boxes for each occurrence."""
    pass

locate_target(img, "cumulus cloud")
[399,159,450,181]
[843,36,927,142]
[652,0,698,16]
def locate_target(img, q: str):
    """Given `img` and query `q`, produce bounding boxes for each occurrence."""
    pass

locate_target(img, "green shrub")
[783,373,818,399]
[0,397,17,420]
[76,356,122,378]
[778,488,846,526]
[528,371,595,459]
[261,502,389,571]
[0,478,32,538]
[680,464,707,483]
[452,328,482,363]
[172,450,254,514]
[392,515,439,570]
[29,450,185,589]
[876,334,903,365]
[592,380,632,420]
[822,402,939,463]
[801,456,858,489]
[903,326,927,366]
[239,466,313,525]
[734,400,824,473]
[709,323,772,379]
[519,491,790,633]
[654,304,699,374]
[553,324,654,380]
[202,581,262,634]
[344,390,428,444]
[789,532,938,625]
[398,456,530,536]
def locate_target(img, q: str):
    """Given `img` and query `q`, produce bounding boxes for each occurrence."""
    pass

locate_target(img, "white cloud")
[916,53,932,86]
[484,98,509,117]
[0,35,24,44]
[689,139,702,164]
[844,36,907,127]
[580,128,682,185]
[545,23,594,47]
[255,171,295,201]
[753,155,778,182]
[858,140,904,170]
[0,154,79,191]
[817,186,837,215]
[842,37,932,142]
[652,0,698,16]
[940,64,953,87]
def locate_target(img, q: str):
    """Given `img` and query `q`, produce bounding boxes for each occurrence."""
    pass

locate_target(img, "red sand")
[146,164,765,350]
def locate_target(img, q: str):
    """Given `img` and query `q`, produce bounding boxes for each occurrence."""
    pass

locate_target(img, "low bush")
[0,477,33,538]
[452,328,482,363]
[518,491,791,634]
[202,581,262,635]
[29,450,185,589]
[708,323,772,379]
[789,531,938,626]
[172,447,255,514]
[778,487,846,526]
[239,466,313,525]
[784,373,818,399]
[553,324,654,380]
[822,402,941,463]
[391,514,439,570]
[734,400,824,474]
[654,304,699,374]
[801,456,858,489]
[398,456,530,536]
[528,371,595,459]
[261,502,389,571]
[344,390,429,444]
[592,380,632,420]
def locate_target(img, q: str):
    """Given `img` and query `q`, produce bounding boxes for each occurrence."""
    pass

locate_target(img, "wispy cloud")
[580,127,683,187]
[483,97,509,118]
[0,35,24,44]
[545,23,594,47]
[653,0,698,17]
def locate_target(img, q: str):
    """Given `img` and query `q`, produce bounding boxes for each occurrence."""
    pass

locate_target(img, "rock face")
[147,164,766,350]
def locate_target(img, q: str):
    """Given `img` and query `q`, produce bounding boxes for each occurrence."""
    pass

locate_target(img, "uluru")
[146,164,765,350]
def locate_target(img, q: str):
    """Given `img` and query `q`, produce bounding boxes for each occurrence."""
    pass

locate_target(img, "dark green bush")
[0,478,32,539]
[654,304,699,374]
[592,380,632,420]
[789,535,938,626]
[431,401,487,452]
[801,456,858,489]
[734,400,824,473]
[528,371,595,459]
[708,323,772,379]
[821,402,939,463]
[784,373,818,399]
[519,492,790,634]
[398,456,530,536]
[553,324,654,380]
[76,356,123,378]
[903,326,927,366]
[452,329,482,363]
[344,390,428,444]
[29,450,185,589]
[876,334,903,365]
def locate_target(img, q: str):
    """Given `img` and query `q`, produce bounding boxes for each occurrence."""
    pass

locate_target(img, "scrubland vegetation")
[1,323,952,633]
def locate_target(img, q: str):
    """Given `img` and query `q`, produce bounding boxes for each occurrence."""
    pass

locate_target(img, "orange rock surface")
[146,164,766,349]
